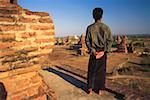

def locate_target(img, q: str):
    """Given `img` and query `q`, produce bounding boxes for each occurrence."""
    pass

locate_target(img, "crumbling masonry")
[0,0,55,99]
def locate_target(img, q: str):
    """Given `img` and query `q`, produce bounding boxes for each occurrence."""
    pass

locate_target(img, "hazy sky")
[19,0,150,37]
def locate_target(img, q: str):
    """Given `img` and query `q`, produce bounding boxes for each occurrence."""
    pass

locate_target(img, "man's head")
[93,8,103,20]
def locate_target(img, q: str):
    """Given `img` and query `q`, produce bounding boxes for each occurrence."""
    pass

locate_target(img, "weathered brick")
[15,79,30,92]
[42,31,55,36]
[26,85,40,97]
[39,49,53,55]
[0,2,16,7]
[31,75,42,84]
[0,72,9,79]
[30,24,53,30]
[2,55,27,65]
[0,0,9,3]
[11,90,27,100]
[12,62,35,70]
[11,65,41,75]
[0,65,41,78]
[0,34,15,42]
[14,41,31,47]
[35,38,55,43]
[1,78,16,93]
[21,32,37,38]
[0,42,14,49]
[18,17,37,23]
[0,14,11,18]
[0,6,18,10]
[39,18,53,23]
[25,11,49,17]
[5,72,37,87]
[33,94,47,100]
[27,51,47,57]
[39,82,57,100]
[21,46,38,52]
[0,1,55,100]
[0,51,16,57]
[0,41,31,50]
[0,64,10,72]
[0,16,15,22]
[10,0,18,4]
[11,95,22,100]
[0,9,19,15]
[40,44,54,49]
[0,24,26,31]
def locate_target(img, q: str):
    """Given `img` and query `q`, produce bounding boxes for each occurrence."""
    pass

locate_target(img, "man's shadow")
[45,67,87,91]
[45,67,125,100]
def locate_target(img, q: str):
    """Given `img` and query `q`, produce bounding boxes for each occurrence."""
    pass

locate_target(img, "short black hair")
[93,8,103,20]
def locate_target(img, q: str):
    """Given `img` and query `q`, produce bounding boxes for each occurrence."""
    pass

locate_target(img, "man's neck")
[95,19,102,23]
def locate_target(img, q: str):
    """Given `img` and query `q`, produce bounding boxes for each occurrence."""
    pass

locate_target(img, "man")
[85,8,113,95]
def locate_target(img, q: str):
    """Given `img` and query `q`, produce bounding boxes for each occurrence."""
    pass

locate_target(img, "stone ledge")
[0,65,41,79]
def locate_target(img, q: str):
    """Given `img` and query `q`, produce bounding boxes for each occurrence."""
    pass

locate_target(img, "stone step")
[39,69,116,100]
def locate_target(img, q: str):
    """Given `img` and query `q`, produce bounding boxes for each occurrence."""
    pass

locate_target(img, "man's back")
[86,20,113,53]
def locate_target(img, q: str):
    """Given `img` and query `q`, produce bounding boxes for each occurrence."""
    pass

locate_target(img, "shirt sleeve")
[105,27,113,53]
[85,26,96,54]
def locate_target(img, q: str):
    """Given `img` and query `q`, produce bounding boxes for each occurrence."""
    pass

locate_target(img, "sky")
[19,0,150,37]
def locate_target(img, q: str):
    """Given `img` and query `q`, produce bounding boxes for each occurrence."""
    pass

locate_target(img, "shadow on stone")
[55,66,87,80]
[45,68,87,92]
[105,88,125,100]
[0,82,7,100]
[45,67,125,100]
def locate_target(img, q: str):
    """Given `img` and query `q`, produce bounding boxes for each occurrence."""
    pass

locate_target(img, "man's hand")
[93,51,97,56]
[96,51,104,59]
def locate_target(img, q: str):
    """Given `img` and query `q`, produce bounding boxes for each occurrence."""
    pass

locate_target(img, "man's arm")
[106,27,113,53]
[85,26,96,55]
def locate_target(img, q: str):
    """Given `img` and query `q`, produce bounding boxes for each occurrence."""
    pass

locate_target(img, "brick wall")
[0,1,55,100]
[0,0,18,4]
[0,0,10,2]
